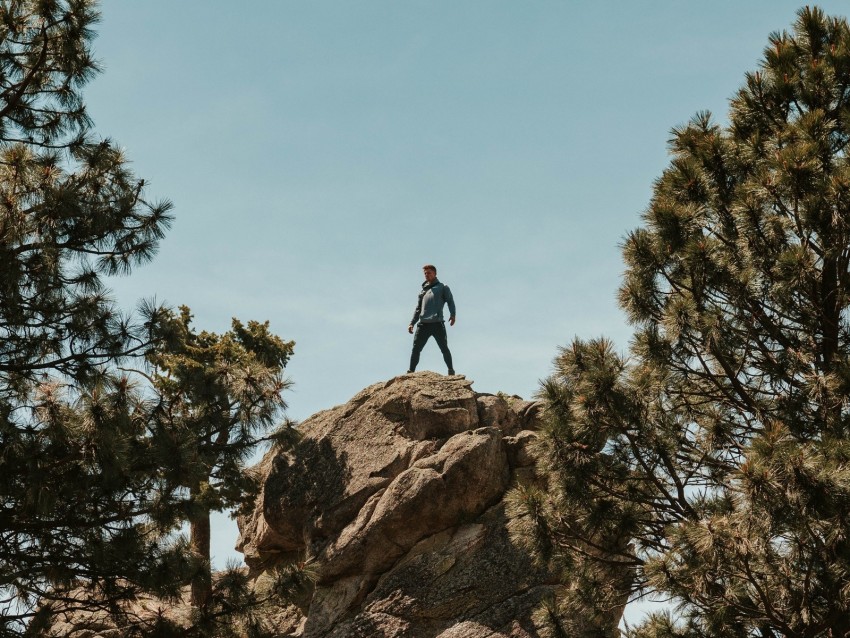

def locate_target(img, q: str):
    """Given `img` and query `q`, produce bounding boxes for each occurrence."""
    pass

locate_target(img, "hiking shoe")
[448,369,455,375]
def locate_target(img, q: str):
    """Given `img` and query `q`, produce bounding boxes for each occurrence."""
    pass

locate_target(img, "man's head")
[423,264,437,283]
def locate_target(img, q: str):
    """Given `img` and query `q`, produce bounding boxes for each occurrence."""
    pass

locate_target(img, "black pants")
[409,321,453,372]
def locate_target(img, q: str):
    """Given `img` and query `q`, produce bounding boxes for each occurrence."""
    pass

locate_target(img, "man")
[408,264,456,375]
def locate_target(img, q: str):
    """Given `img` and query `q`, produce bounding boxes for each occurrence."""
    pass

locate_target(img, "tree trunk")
[189,484,212,608]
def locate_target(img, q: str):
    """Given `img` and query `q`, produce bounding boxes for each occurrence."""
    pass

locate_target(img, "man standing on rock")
[408,264,456,375]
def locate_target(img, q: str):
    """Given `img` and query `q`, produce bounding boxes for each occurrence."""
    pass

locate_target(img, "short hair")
[422,264,437,273]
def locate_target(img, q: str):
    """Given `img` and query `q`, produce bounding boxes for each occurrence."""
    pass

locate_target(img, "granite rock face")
[237,372,553,638]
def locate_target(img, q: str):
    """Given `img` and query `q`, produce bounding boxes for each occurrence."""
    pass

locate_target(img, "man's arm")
[409,296,421,333]
[445,285,456,326]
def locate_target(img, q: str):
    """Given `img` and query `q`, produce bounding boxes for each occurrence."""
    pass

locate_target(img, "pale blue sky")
[85,1,848,623]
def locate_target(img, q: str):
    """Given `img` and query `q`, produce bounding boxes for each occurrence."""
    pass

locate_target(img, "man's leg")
[433,322,454,374]
[408,324,433,372]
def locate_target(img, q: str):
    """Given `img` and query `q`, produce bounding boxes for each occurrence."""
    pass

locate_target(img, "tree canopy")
[0,2,301,635]
[149,306,295,608]
[0,0,179,632]
[510,7,850,638]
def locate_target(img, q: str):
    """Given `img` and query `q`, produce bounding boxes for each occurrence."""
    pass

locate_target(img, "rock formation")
[237,371,554,637]
[43,372,626,637]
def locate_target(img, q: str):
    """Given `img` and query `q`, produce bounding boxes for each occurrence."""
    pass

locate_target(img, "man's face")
[423,268,436,283]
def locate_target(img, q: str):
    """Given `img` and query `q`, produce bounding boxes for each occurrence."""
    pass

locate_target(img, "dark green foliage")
[510,7,850,637]
[0,2,173,399]
[129,561,315,638]
[0,0,182,632]
[149,306,295,608]
[0,1,300,634]
[1,377,193,632]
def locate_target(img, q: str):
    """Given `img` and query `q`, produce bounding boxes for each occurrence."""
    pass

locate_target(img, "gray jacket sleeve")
[444,285,456,318]
[410,296,421,326]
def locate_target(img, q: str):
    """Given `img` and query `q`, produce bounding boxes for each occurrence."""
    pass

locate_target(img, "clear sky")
[84,1,849,624]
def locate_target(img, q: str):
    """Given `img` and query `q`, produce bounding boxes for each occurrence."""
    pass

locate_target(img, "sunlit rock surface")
[237,371,555,637]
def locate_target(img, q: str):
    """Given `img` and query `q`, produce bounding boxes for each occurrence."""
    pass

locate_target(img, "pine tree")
[148,306,295,609]
[0,1,180,633]
[510,7,850,637]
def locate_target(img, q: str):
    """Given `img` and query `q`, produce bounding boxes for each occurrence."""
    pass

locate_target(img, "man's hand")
[449,316,456,326]
[408,324,414,334]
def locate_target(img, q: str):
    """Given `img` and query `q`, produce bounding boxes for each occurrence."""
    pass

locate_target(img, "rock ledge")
[237,371,551,637]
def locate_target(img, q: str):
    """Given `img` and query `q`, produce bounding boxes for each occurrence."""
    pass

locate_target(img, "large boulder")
[237,372,559,637]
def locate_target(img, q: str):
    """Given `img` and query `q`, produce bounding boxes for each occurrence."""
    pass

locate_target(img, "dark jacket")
[410,279,456,325]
